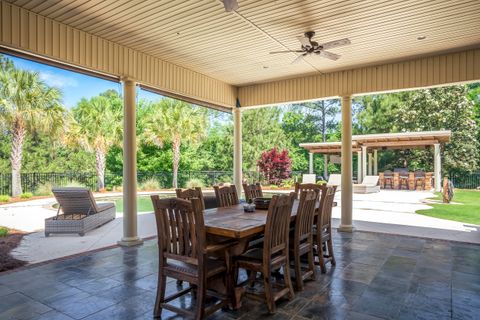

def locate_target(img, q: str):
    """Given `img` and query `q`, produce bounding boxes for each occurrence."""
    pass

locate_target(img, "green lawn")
[110,196,154,213]
[416,190,480,225]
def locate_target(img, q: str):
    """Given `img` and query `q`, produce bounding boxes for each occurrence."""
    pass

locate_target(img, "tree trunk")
[172,138,181,189]
[10,119,25,197]
[95,148,106,191]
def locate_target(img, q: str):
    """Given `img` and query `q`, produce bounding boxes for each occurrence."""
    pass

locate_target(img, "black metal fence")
[449,172,480,189]
[0,170,299,195]
[2,170,477,195]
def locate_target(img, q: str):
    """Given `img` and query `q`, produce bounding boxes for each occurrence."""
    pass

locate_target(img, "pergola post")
[357,151,362,183]
[233,108,243,196]
[434,143,441,191]
[373,149,378,175]
[361,146,367,181]
[118,79,143,247]
[324,155,328,179]
[339,95,354,232]
[368,153,373,175]
[309,152,314,174]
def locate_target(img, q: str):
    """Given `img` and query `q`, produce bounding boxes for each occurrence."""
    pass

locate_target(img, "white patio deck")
[2,190,479,264]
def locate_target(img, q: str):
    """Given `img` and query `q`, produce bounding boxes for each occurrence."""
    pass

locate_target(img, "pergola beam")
[309,148,361,154]
[362,139,439,148]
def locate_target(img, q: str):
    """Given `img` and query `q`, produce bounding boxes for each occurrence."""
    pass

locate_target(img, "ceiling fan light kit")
[270,31,351,64]
[222,0,239,12]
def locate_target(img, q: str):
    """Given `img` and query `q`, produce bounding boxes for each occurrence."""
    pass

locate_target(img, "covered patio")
[1,0,480,319]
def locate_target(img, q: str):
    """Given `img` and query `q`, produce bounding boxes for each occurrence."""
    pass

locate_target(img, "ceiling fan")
[270,31,351,64]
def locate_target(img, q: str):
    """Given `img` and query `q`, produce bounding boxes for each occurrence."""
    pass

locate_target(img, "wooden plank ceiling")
[5,0,480,86]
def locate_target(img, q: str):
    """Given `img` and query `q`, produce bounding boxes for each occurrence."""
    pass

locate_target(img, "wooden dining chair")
[234,193,296,314]
[151,196,231,319]
[243,183,263,202]
[314,186,337,273]
[176,187,206,211]
[289,190,318,290]
[214,185,239,207]
[294,182,324,199]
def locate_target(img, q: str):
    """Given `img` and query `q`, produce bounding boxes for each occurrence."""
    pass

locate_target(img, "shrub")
[186,178,205,189]
[20,192,33,199]
[33,182,54,196]
[257,147,292,185]
[65,180,86,188]
[0,226,8,237]
[281,178,295,188]
[139,178,161,191]
[0,195,10,203]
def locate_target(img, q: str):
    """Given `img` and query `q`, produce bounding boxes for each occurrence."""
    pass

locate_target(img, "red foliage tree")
[257,147,292,185]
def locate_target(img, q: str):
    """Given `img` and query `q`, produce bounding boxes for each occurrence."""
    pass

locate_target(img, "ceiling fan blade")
[296,35,312,48]
[317,51,340,61]
[320,38,351,50]
[270,50,304,54]
[291,54,306,64]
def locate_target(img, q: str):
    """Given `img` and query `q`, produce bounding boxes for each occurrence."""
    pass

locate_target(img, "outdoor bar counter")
[378,171,433,190]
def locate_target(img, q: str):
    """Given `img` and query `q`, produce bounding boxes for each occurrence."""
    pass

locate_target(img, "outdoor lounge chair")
[353,176,380,194]
[327,174,341,191]
[45,187,116,237]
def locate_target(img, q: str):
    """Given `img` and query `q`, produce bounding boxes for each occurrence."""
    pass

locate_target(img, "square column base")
[118,237,144,247]
[338,224,355,233]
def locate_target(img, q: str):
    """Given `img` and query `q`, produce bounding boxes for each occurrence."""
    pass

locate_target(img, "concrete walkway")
[2,189,479,264]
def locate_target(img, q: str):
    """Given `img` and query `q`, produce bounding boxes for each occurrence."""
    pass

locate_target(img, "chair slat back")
[414,169,425,178]
[294,182,324,199]
[384,170,393,177]
[52,187,99,215]
[263,193,295,262]
[175,187,205,211]
[151,196,206,266]
[319,186,336,230]
[213,185,239,207]
[243,183,263,202]
[295,190,318,244]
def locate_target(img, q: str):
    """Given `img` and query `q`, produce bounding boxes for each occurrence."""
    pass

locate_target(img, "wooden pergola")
[300,130,451,189]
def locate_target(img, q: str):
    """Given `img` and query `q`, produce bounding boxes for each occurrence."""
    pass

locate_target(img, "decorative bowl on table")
[243,203,256,212]
[253,198,271,210]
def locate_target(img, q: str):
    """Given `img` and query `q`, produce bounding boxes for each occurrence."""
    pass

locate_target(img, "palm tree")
[67,93,122,190]
[0,68,64,196]
[143,98,207,188]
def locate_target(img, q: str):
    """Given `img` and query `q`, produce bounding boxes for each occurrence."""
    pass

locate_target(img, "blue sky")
[5,54,162,109]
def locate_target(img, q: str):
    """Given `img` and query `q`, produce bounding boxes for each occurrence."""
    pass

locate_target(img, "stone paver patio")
[1,230,479,320]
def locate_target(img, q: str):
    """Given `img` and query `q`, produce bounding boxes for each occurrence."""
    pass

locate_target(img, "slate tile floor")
[1,231,479,320]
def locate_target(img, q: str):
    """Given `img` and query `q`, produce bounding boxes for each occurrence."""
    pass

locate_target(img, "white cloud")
[39,71,78,88]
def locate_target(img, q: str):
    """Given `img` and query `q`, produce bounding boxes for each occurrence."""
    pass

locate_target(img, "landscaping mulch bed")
[0,229,27,272]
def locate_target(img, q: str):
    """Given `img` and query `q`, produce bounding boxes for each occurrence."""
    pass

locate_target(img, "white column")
[309,152,314,174]
[373,149,378,175]
[368,153,373,175]
[361,146,367,181]
[434,143,441,191]
[357,151,362,183]
[233,108,243,196]
[118,79,142,247]
[339,96,354,232]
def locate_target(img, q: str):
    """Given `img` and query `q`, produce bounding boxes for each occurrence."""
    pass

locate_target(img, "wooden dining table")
[202,199,334,308]
[204,200,303,239]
